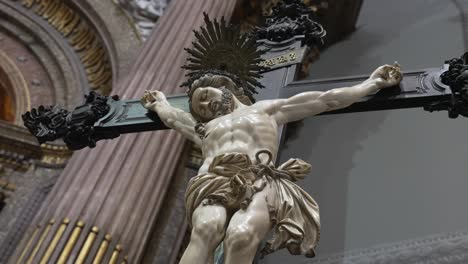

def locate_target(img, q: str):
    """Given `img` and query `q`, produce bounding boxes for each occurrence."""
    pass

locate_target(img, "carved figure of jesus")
[141,64,402,264]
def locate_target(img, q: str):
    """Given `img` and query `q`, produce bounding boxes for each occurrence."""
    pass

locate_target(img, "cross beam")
[21,61,463,151]
[284,67,450,115]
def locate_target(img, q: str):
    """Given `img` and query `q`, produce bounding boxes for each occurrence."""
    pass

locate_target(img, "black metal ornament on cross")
[22,1,468,151]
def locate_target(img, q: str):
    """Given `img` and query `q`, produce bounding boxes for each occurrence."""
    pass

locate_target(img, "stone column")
[9,0,237,263]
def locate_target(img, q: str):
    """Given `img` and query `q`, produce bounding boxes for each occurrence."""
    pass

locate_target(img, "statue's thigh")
[192,200,228,230]
[227,181,276,238]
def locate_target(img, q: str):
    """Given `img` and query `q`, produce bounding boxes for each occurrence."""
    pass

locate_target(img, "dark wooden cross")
[22,1,468,152]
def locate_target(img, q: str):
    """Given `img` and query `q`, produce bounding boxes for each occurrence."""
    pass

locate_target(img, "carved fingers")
[370,63,403,88]
[387,62,403,85]
[141,91,155,108]
[141,90,168,109]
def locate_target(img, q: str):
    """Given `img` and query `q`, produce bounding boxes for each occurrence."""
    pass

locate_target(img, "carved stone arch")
[0,0,141,156]
[0,0,141,109]
[68,0,142,82]
[0,2,91,109]
[0,1,141,261]
[0,51,29,125]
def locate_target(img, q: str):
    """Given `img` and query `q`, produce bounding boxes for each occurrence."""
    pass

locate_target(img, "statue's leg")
[223,182,276,264]
[179,201,227,264]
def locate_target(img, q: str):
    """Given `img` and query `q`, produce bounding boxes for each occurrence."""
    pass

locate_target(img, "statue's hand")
[141,90,169,109]
[369,63,402,88]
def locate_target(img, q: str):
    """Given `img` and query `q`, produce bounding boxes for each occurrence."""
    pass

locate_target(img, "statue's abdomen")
[200,113,279,171]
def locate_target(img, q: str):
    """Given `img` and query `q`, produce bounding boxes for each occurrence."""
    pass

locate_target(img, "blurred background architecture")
[0,0,466,263]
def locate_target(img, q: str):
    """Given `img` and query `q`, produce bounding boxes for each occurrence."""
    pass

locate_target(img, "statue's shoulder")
[250,99,281,115]
[248,100,270,110]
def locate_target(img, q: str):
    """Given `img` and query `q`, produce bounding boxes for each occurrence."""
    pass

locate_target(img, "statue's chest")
[205,112,268,138]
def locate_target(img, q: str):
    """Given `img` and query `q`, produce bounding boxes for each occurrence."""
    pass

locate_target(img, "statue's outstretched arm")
[142,90,202,146]
[267,64,402,124]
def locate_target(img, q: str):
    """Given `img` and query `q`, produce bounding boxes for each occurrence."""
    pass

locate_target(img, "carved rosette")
[424,52,468,118]
[22,92,120,150]
[254,0,326,47]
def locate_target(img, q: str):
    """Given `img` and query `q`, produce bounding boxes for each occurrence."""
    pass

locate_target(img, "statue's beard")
[212,88,233,118]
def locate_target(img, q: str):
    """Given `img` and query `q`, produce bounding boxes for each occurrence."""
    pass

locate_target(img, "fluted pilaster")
[10,0,237,263]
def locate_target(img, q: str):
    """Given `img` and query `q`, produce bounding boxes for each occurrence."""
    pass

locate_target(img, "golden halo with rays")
[181,13,267,102]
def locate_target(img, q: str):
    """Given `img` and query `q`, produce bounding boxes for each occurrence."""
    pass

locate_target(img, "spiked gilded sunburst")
[181,13,267,102]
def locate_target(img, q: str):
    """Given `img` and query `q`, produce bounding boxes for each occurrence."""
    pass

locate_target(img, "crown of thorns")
[181,13,267,102]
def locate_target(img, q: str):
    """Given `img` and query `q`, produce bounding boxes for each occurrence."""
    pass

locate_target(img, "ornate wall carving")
[113,0,167,41]
[0,31,56,125]
[230,0,362,79]
[18,0,113,93]
[7,0,232,263]
[0,1,141,261]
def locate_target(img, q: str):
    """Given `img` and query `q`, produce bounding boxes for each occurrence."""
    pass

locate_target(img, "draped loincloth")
[184,150,321,258]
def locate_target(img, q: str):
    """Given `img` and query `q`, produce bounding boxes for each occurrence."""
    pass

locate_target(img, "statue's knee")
[224,225,258,249]
[192,218,225,243]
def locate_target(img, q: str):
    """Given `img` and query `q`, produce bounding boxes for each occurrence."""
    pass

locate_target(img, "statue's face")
[191,87,233,122]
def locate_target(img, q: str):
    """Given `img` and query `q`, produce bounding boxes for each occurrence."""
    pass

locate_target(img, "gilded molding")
[0,142,71,169]
[18,0,113,93]
[57,220,85,263]
[16,224,40,264]
[40,218,69,264]
[0,121,71,169]
[75,226,99,264]
[109,244,123,264]
[26,219,54,264]
[93,234,112,264]
[0,156,30,171]
[14,217,129,264]
[39,143,72,167]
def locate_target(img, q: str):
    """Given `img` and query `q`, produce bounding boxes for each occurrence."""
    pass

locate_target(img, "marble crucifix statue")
[21,1,467,263]
[140,63,402,264]
[137,7,404,263]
